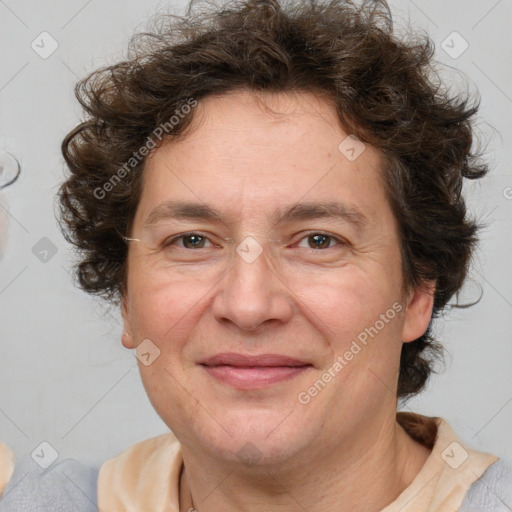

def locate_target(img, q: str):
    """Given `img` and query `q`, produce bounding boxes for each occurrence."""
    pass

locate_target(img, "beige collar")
[98,413,498,511]
[0,443,15,497]
[383,413,498,511]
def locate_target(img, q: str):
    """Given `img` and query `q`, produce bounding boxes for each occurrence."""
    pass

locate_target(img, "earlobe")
[122,330,135,349]
[401,281,435,343]
[121,295,135,349]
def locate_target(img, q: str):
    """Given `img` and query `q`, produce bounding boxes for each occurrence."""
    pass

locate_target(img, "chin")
[206,434,307,469]
[174,406,318,468]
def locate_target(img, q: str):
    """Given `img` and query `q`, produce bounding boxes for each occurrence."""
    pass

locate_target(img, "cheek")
[127,265,213,343]
[289,264,406,397]
[287,264,403,346]
[137,361,197,436]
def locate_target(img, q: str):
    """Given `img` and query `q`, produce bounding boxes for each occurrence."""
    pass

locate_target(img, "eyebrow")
[273,201,367,229]
[143,201,224,228]
[143,200,368,230]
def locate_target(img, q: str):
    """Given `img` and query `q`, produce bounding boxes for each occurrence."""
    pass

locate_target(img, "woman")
[58,0,511,510]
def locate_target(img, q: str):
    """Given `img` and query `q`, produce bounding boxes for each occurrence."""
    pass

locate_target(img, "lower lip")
[202,365,310,390]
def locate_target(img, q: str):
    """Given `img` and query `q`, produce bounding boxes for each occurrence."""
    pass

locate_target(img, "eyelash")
[162,231,347,251]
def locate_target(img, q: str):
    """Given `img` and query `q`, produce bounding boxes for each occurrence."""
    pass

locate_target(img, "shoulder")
[0,456,98,512]
[460,458,512,511]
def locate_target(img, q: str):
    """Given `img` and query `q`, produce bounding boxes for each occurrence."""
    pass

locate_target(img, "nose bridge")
[212,236,292,331]
[232,237,274,291]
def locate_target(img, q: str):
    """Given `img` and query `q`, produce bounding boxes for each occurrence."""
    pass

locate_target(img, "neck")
[179,416,431,512]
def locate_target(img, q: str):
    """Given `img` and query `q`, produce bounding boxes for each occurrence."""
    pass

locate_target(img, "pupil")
[184,235,204,248]
[310,234,329,249]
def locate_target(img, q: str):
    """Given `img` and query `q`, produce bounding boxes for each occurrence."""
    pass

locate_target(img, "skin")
[121,89,434,512]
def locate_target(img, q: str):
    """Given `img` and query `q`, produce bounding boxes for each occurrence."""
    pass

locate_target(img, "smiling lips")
[199,353,312,390]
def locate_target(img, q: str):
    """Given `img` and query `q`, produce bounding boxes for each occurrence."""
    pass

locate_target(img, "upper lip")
[199,353,310,367]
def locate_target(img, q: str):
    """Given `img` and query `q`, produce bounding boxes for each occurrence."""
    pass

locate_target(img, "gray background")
[0,0,511,469]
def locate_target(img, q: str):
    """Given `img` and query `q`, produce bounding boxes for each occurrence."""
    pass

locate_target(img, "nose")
[210,240,293,332]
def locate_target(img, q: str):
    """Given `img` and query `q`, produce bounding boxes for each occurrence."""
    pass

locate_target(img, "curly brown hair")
[58,0,488,398]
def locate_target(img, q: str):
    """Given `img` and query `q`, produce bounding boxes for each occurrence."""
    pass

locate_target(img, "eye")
[164,232,215,249]
[296,233,344,250]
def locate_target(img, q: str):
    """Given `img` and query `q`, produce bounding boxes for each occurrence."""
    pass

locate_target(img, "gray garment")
[460,459,512,511]
[0,456,98,511]
[0,456,510,511]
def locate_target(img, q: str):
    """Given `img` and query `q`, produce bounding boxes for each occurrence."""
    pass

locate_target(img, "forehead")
[136,89,391,229]
[167,89,357,169]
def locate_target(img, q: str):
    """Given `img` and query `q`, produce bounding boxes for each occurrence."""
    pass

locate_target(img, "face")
[121,90,433,467]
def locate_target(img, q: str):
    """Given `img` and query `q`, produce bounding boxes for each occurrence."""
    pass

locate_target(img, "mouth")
[199,353,313,390]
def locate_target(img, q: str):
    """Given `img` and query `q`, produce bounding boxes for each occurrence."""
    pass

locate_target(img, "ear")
[121,293,136,349]
[401,281,435,343]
